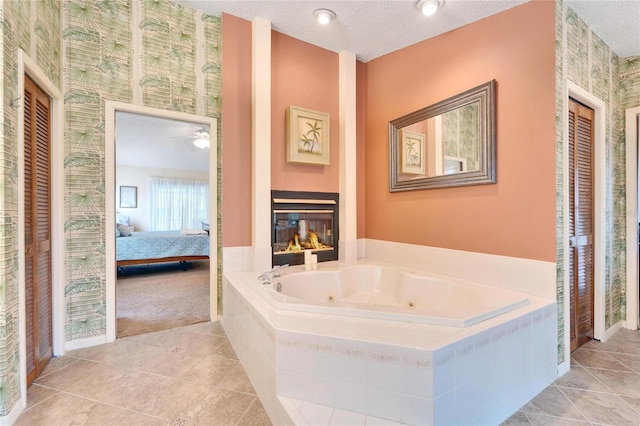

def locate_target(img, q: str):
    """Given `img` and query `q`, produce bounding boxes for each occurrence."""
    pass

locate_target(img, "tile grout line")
[23,384,164,421]
[21,386,59,413]
[233,396,259,426]
[552,384,596,424]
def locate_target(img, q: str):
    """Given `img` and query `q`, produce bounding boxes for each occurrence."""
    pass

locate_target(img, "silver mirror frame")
[389,80,496,191]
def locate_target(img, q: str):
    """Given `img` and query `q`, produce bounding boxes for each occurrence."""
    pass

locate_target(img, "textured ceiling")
[175,0,640,61]
[565,0,640,58]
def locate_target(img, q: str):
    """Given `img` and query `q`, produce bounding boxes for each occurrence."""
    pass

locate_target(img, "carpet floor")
[116,260,210,338]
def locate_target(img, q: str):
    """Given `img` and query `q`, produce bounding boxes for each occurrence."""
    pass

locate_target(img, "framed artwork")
[119,186,137,208]
[286,106,330,165]
[399,129,426,174]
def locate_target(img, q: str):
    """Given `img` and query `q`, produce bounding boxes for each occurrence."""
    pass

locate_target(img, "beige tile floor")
[16,323,640,426]
[15,321,271,426]
[503,327,640,426]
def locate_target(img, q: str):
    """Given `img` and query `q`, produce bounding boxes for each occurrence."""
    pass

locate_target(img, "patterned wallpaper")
[555,2,626,363]
[62,0,221,341]
[0,0,61,415]
[621,56,640,109]
[442,104,479,171]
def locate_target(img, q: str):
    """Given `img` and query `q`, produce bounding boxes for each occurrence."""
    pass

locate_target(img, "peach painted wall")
[357,61,367,239]
[364,1,557,262]
[271,31,339,192]
[222,13,252,247]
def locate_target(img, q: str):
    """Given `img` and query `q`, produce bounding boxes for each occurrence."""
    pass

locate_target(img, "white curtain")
[149,177,209,231]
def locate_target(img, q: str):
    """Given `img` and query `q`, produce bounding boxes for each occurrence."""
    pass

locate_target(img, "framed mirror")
[389,80,496,191]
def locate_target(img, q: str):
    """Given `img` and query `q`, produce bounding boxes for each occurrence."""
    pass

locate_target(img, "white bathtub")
[223,258,557,425]
[260,264,530,327]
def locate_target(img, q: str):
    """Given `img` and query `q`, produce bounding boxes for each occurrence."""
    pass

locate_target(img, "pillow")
[117,223,131,237]
[116,224,121,237]
[116,214,130,226]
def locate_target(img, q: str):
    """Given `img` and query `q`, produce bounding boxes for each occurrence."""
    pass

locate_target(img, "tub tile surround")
[222,251,558,425]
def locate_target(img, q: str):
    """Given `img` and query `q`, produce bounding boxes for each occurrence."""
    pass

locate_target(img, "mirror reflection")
[398,101,480,181]
[389,80,496,191]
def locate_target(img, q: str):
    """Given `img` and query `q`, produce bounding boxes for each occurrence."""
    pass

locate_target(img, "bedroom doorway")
[104,102,217,342]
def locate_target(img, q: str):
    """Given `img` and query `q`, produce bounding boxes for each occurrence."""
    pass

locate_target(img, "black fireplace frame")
[271,190,339,266]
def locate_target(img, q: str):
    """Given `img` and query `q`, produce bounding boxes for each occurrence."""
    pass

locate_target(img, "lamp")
[193,137,209,149]
[416,0,444,16]
[313,9,336,25]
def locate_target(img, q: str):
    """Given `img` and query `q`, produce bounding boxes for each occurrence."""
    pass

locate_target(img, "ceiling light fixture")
[313,9,336,25]
[416,0,444,16]
[193,137,209,149]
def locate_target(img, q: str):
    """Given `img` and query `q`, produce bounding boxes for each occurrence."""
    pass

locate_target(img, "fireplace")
[271,190,339,266]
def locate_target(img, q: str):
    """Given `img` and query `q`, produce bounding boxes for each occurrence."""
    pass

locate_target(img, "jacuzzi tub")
[223,258,557,425]
[260,264,530,327]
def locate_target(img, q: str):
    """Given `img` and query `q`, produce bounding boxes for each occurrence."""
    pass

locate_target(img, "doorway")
[627,106,640,330]
[568,98,595,351]
[23,75,53,385]
[104,102,218,343]
[114,112,212,337]
[17,49,65,405]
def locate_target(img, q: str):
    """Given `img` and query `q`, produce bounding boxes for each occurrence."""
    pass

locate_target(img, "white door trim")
[104,101,218,343]
[564,81,606,352]
[626,107,640,330]
[17,49,65,409]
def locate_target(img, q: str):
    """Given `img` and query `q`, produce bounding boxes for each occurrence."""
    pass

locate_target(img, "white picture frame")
[286,106,330,165]
[399,129,426,174]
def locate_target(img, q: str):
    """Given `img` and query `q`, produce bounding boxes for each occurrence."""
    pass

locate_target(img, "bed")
[116,230,210,267]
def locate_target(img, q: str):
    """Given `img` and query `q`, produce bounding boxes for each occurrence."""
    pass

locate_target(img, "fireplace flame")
[286,234,302,251]
[284,230,328,252]
[308,231,320,249]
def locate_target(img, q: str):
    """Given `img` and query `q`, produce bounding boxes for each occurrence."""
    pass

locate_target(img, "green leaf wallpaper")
[621,56,640,110]
[555,2,634,364]
[1,0,61,416]
[62,0,222,342]
[442,104,480,171]
[0,0,222,412]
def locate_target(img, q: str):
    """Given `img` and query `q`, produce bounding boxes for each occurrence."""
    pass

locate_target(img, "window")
[149,177,209,231]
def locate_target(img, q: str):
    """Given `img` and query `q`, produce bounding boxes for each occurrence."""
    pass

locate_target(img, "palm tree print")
[406,137,420,166]
[300,119,322,154]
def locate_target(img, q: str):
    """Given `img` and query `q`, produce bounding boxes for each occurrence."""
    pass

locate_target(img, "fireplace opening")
[272,190,339,266]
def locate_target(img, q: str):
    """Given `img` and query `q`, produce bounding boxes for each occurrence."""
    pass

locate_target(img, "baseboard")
[603,320,623,342]
[64,335,107,352]
[0,397,24,425]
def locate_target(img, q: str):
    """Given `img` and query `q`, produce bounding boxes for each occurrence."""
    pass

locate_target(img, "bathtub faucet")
[258,264,289,285]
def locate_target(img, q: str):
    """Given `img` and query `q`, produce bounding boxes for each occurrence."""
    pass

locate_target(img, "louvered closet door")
[568,98,595,352]
[24,75,52,385]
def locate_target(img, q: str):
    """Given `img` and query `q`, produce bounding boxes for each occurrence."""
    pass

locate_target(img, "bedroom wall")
[62,1,222,342]
[116,165,209,232]
[1,0,62,415]
[364,1,557,262]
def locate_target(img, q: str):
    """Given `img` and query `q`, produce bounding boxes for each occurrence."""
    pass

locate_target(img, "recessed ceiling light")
[313,9,336,25]
[416,0,444,16]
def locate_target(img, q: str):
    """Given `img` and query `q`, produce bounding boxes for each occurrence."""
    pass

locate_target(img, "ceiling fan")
[191,128,210,149]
